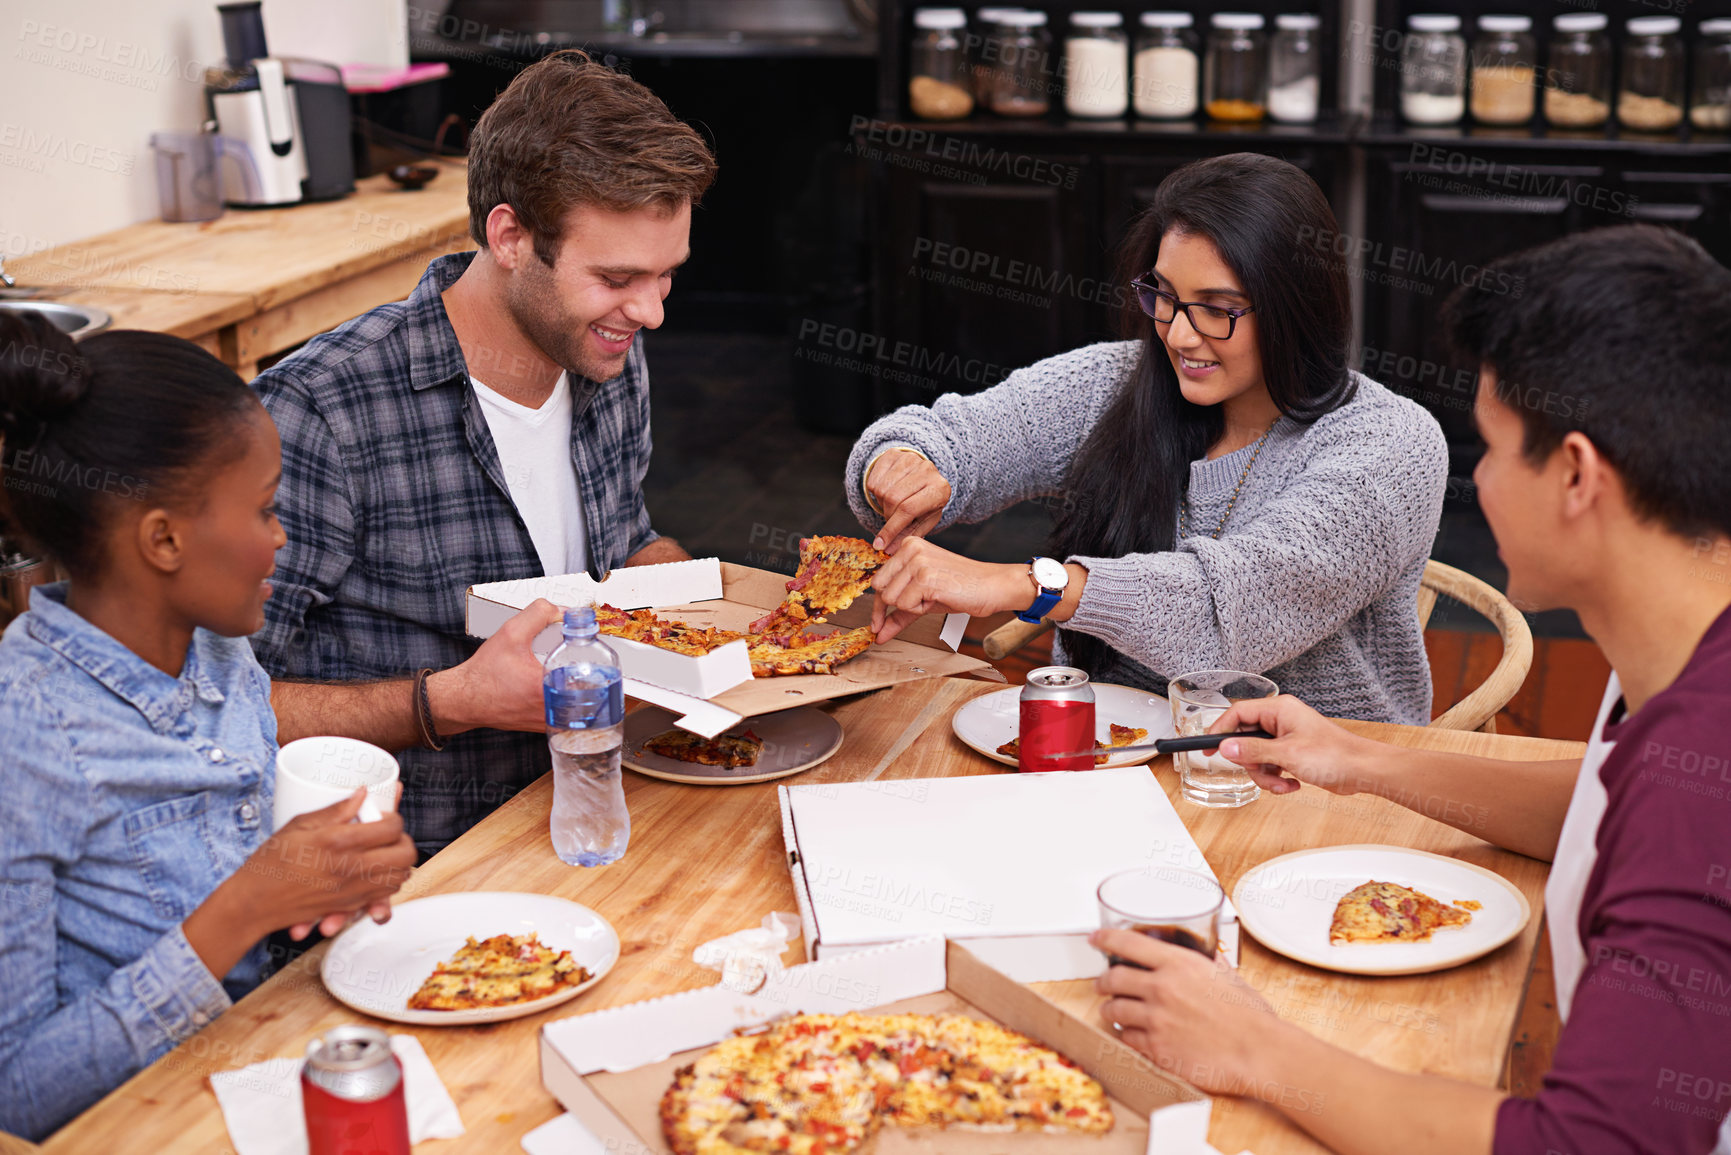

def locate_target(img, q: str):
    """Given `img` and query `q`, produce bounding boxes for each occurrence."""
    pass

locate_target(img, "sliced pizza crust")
[659,1012,1112,1155]
[1329,880,1475,946]
[642,727,765,768]
[406,933,591,1011]
[750,626,876,677]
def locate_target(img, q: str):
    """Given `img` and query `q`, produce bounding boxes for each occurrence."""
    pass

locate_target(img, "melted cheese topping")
[662,1012,1111,1155]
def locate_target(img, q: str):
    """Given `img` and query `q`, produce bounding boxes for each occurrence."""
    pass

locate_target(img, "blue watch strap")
[1016,588,1061,624]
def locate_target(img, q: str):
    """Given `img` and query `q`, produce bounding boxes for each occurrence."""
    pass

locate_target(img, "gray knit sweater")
[845,341,1449,724]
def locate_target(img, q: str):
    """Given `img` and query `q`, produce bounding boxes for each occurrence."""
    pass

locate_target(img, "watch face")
[1031,556,1068,591]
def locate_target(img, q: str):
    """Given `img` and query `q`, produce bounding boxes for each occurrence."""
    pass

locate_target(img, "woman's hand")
[865,450,952,552]
[184,789,417,979]
[1090,927,1283,1095]
[1210,694,1386,798]
[868,538,1032,644]
[286,783,409,941]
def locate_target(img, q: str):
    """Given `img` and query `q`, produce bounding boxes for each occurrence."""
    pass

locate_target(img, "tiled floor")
[643,330,1610,742]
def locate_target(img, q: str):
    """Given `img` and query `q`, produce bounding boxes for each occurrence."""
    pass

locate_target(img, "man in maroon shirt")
[1091,223,1731,1155]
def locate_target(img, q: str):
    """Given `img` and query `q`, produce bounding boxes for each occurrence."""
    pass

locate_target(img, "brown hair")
[466,49,717,265]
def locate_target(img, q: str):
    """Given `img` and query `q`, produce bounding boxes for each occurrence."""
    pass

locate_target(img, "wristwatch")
[1017,556,1069,624]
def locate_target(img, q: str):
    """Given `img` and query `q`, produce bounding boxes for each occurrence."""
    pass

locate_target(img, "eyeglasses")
[1130,279,1255,341]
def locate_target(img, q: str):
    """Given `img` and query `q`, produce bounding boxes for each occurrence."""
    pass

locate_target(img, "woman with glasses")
[847,152,1448,724]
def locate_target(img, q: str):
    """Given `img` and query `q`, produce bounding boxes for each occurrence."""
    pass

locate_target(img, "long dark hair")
[1050,153,1356,675]
[0,312,258,580]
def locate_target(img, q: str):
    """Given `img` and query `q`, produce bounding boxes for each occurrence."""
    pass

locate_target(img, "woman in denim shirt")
[0,316,418,1140]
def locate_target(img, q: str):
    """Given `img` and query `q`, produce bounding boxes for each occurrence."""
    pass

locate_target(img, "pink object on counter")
[341,61,449,93]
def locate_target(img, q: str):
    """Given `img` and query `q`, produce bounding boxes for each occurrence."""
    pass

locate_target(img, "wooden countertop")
[40,678,1584,1155]
[7,161,471,313]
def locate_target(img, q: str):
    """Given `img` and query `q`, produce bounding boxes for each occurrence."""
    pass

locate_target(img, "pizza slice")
[786,535,888,617]
[1329,880,1476,945]
[406,933,591,1010]
[750,627,876,677]
[642,727,764,769]
[996,722,1150,765]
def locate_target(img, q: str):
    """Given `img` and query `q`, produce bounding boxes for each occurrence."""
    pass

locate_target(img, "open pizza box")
[466,558,1002,737]
[779,766,1240,983]
[539,934,1208,1155]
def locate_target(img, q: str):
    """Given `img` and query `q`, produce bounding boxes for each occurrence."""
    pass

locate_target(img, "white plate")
[321,891,620,1025]
[951,683,1176,769]
[623,705,843,784]
[1232,845,1532,975]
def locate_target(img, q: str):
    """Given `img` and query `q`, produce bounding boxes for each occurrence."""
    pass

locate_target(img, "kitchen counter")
[6,161,475,378]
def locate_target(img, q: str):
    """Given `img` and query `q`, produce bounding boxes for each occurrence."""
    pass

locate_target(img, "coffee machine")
[206,1,353,206]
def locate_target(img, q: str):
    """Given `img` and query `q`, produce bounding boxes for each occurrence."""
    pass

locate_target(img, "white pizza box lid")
[538,935,1212,1155]
[466,558,994,737]
[779,766,1239,982]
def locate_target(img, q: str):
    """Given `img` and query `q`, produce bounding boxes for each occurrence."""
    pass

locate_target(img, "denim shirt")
[0,584,277,1140]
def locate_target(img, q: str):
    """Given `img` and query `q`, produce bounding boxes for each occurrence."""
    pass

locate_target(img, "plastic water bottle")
[543,606,628,866]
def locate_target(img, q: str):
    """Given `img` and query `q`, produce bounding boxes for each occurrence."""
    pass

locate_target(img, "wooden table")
[6,162,473,378]
[41,678,1584,1154]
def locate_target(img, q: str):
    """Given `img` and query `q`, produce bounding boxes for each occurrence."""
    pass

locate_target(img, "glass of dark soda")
[1096,866,1224,968]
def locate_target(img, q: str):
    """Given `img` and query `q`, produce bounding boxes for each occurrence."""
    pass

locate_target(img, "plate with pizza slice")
[320,891,620,1025]
[1231,845,1532,975]
[951,683,1175,769]
[622,704,844,785]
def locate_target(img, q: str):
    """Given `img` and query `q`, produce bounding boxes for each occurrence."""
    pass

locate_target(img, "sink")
[0,301,112,341]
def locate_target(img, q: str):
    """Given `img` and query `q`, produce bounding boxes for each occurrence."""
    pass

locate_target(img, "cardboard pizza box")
[538,935,1205,1155]
[779,767,1240,982]
[466,558,1003,737]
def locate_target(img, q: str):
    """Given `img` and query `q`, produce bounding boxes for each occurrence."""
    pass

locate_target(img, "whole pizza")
[660,1011,1112,1155]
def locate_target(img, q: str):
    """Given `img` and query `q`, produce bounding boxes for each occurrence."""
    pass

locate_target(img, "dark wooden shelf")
[1359,113,1731,155]
[883,109,1354,144]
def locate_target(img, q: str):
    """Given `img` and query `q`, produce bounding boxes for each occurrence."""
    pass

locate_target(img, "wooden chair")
[979,558,1533,734]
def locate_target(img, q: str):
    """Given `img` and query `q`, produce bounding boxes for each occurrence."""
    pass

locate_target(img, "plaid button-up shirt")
[251,251,659,854]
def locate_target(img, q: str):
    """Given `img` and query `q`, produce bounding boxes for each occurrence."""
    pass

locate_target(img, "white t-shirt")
[470,371,589,577]
[1545,673,1622,1021]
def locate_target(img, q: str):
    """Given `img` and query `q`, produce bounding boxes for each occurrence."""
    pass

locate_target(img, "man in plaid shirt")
[251,51,717,855]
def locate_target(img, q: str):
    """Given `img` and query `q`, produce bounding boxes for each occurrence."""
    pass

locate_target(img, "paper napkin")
[210,1033,463,1155]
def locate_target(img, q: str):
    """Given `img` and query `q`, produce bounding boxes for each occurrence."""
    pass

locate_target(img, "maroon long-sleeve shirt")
[1496,607,1731,1154]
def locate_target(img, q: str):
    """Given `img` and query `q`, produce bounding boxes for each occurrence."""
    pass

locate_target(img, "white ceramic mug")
[272,736,399,831]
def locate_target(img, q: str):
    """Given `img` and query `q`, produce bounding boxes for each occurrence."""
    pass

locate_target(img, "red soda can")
[1018,666,1097,772]
[301,1025,411,1155]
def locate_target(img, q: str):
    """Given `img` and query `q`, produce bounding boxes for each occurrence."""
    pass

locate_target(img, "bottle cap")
[1477,15,1532,33]
[1139,11,1194,28]
[1210,12,1265,31]
[1552,13,1607,32]
[977,7,1024,24]
[1626,15,1681,35]
[1701,18,1731,35]
[1001,9,1047,27]
[913,8,967,30]
[1407,14,1461,33]
[1070,11,1124,27]
[1276,13,1320,31]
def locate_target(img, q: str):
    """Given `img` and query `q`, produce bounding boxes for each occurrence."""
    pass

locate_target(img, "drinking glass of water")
[1169,669,1278,808]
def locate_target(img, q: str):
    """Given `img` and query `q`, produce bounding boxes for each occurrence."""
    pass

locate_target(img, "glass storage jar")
[1544,13,1610,129]
[992,9,1053,117]
[1693,18,1731,131]
[1619,16,1684,131]
[1470,15,1536,126]
[1134,12,1199,118]
[1268,13,1320,123]
[909,8,974,119]
[1400,14,1466,125]
[1204,12,1267,122]
[1065,11,1129,117]
[972,7,1023,107]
